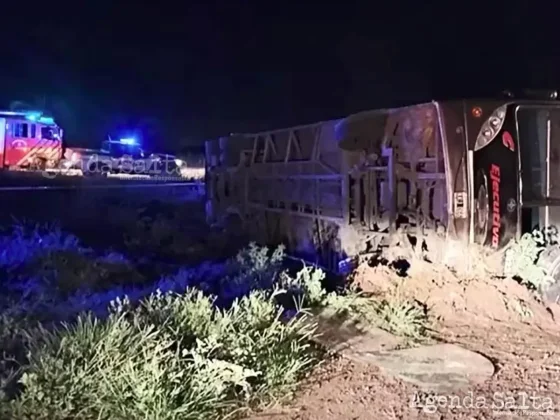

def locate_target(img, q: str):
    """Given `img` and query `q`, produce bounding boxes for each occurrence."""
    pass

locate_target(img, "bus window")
[517,107,560,200]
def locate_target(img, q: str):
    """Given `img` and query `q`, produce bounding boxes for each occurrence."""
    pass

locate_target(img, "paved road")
[0,170,200,189]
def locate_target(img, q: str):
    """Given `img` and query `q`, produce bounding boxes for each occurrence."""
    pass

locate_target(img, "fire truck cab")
[0,110,63,170]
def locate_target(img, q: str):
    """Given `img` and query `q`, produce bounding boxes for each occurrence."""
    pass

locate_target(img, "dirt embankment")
[353,257,559,329]
[246,254,560,420]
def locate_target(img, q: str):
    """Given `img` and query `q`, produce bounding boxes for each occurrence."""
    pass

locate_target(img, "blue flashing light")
[119,138,137,145]
[38,116,55,125]
[22,111,56,125]
[25,111,42,121]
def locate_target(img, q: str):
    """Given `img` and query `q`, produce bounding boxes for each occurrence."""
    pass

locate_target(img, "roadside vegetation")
[0,216,437,419]
[504,227,560,292]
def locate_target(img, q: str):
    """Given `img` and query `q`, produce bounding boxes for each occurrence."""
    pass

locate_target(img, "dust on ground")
[244,253,560,420]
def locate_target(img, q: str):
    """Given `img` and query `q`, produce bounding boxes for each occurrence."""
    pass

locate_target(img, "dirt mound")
[245,245,560,420]
[352,256,560,331]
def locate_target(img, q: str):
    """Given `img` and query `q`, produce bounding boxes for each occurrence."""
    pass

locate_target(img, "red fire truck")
[0,110,63,170]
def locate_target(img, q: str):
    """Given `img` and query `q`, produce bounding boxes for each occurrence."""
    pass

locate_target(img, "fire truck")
[204,90,560,278]
[0,110,63,170]
[0,110,191,180]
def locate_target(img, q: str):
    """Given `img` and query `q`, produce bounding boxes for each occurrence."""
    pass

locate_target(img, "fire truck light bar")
[38,116,55,124]
[25,112,41,121]
[0,110,57,125]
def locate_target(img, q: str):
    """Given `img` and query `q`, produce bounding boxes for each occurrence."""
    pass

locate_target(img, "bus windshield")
[516,106,560,201]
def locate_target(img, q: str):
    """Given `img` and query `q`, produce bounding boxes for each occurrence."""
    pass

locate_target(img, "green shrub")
[284,263,431,340]
[504,228,556,292]
[130,287,318,399]
[25,250,145,294]
[0,314,32,403]
[1,239,432,419]
[374,298,429,339]
[235,242,285,273]
[2,287,319,420]
[279,263,327,306]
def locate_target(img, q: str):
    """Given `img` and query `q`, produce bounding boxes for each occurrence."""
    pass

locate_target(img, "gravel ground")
[245,321,560,420]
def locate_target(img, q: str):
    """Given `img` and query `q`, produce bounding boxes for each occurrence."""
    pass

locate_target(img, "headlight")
[474,105,507,151]
[174,159,184,166]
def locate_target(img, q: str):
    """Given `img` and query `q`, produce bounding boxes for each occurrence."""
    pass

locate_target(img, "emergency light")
[39,116,55,124]
[119,138,137,145]
[24,111,56,125]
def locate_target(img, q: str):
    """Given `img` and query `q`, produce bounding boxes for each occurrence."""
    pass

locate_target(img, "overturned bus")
[204,90,560,277]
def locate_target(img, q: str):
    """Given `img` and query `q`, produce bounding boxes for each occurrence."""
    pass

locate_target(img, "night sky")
[1,3,557,152]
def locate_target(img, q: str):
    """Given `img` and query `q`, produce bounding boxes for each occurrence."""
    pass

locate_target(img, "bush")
[0,221,82,271]
[23,250,144,294]
[2,224,432,419]
[0,239,282,324]
[374,298,429,339]
[0,314,31,403]
[0,223,150,321]
[284,264,431,340]
[504,227,559,292]
[0,237,330,419]
[2,288,318,420]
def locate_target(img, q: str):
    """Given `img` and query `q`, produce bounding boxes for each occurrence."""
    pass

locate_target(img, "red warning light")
[472,107,483,118]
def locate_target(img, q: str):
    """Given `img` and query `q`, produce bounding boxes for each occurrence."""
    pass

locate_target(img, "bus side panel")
[472,105,519,248]
[0,118,5,168]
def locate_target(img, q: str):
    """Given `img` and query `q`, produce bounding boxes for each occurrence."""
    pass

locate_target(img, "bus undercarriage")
[205,91,560,302]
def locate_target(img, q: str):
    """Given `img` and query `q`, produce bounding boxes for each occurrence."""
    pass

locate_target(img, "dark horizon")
[1,3,557,152]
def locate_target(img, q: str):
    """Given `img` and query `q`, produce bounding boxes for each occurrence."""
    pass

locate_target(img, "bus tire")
[474,169,490,245]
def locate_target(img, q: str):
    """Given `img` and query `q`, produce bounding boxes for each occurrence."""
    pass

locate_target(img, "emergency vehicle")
[0,110,63,171]
[0,110,63,170]
[67,137,187,177]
